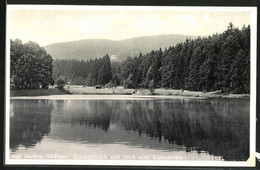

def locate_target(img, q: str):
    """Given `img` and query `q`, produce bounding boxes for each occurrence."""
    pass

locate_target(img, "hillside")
[44,34,194,61]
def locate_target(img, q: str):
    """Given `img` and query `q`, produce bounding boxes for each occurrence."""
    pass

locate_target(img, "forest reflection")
[10,98,249,161]
[10,100,52,152]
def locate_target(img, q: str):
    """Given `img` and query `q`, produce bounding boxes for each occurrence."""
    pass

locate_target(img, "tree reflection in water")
[10,98,249,161]
[10,99,53,152]
[111,99,249,161]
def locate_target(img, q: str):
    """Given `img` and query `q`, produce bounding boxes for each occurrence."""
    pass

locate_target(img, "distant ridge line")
[44,34,195,46]
[44,34,196,61]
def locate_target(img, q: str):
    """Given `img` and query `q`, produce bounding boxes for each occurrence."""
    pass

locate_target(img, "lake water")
[9,97,249,161]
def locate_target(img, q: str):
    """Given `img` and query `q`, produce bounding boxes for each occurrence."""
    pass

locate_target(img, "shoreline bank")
[65,86,250,99]
[10,86,250,100]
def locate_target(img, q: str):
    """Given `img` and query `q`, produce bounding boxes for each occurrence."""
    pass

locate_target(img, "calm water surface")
[10,97,249,161]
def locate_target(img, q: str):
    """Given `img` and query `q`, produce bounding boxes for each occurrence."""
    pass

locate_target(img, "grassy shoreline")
[10,86,249,99]
[65,86,249,99]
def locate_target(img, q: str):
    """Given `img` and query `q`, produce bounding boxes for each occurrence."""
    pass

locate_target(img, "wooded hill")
[44,34,194,61]
[53,23,250,93]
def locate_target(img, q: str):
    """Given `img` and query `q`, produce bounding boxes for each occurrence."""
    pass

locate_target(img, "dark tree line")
[117,23,250,93]
[52,23,250,93]
[10,39,54,89]
[53,54,112,86]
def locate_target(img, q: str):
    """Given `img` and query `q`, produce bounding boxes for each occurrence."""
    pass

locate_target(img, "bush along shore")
[10,88,70,97]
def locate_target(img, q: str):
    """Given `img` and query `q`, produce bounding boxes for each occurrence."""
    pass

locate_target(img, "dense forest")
[53,55,112,86]
[53,23,250,93]
[10,39,54,89]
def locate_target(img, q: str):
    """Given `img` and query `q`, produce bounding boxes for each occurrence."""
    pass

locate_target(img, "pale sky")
[7,6,252,46]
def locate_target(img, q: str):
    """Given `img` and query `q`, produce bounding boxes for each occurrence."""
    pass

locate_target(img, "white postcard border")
[5,5,257,167]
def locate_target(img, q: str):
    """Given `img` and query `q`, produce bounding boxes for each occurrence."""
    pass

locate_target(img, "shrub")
[104,82,116,88]
[56,79,66,90]
[148,80,155,94]
[124,79,134,89]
